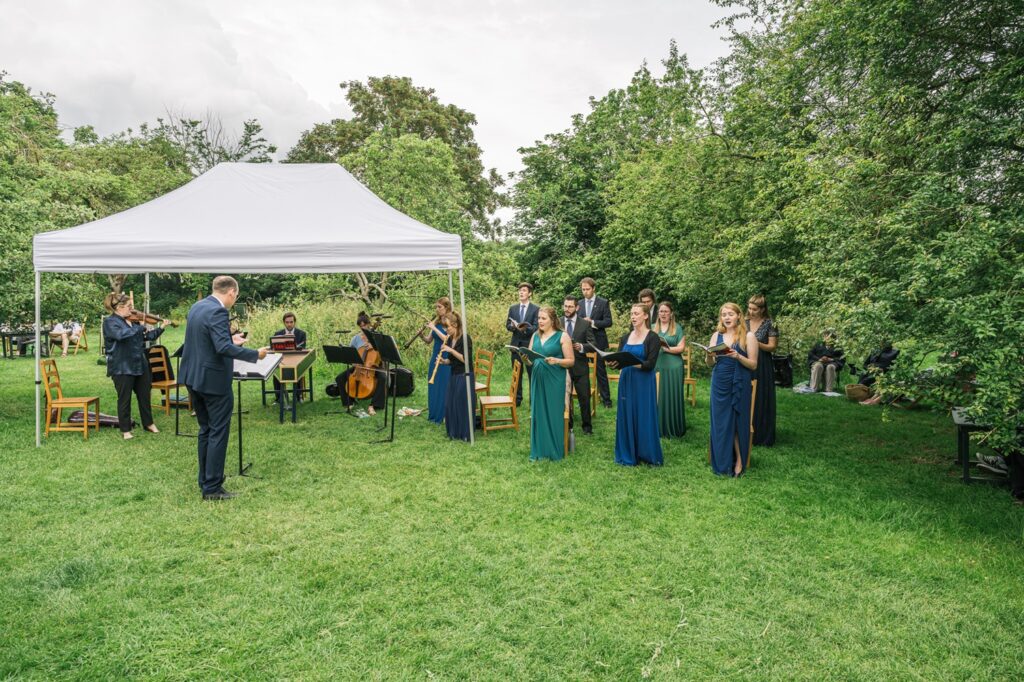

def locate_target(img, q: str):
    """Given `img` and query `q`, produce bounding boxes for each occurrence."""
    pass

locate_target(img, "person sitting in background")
[807,330,845,393]
[852,342,900,405]
[272,312,307,402]
[49,320,83,357]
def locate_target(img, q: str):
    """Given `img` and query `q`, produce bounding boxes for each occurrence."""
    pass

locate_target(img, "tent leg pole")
[458,268,473,445]
[448,271,454,303]
[35,270,41,448]
[144,273,150,316]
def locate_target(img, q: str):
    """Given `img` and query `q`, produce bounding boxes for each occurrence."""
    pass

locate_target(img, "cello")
[346,317,382,400]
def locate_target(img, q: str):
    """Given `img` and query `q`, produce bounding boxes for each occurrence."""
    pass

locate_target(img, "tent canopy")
[32,163,463,274]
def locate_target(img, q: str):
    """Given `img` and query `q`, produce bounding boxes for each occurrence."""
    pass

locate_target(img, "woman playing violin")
[103,293,165,440]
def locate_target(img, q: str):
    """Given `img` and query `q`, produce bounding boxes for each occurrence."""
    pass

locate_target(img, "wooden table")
[262,349,316,423]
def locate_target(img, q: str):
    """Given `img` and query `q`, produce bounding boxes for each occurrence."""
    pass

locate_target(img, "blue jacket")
[103,315,163,377]
[179,296,259,395]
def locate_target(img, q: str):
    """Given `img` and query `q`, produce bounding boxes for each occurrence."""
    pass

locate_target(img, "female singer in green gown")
[528,306,575,461]
[654,301,687,437]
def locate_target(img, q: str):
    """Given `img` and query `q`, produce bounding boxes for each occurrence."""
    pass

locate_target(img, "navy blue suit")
[581,296,613,402]
[180,296,258,495]
[506,301,539,405]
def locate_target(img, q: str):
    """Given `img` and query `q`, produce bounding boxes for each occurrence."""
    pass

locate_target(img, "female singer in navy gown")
[417,296,452,424]
[609,303,662,466]
[746,294,778,446]
[441,311,475,442]
[705,302,758,476]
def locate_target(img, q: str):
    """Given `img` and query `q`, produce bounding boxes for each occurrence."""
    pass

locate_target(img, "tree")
[286,76,503,235]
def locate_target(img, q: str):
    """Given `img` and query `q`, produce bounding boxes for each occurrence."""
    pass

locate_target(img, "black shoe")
[202,489,237,501]
[583,426,593,435]
[602,401,613,409]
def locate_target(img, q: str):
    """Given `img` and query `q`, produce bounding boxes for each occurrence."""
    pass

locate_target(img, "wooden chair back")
[39,358,100,439]
[606,343,621,384]
[474,348,495,395]
[479,360,522,434]
[684,345,697,407]
[41,358,64,403]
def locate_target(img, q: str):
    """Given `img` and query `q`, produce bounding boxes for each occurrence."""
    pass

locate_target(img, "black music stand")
[365,330,404,444]
[231,354,282,477]
[322,344,363,417]
[170,345,195,438]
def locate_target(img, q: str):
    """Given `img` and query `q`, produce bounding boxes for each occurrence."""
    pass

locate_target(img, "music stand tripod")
[322,343,364,417]
[365,329,404,444]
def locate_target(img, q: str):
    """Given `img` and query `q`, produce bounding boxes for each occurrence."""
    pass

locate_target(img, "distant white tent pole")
[34,270,41,448]
[458,267,473,444]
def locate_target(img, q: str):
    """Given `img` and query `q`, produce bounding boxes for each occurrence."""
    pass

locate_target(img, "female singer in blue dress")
[416,296,452,424]
[528,306,575,461]
[441,311,475,442]
[705,302,759,476]
[608,303,663,466]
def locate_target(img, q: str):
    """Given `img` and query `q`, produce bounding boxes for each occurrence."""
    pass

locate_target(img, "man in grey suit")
[579,277,614,408]
[179,276,267,501]
[562,295,596,435]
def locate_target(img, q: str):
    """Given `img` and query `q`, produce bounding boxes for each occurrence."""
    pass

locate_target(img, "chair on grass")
[148,345,190,415]
[40,359,99,440]
[479,360,522,434]
[474,348,494,397]
[606,342,621,389]
[684,345,697,407]
[570,352,598,420]
[47,320,89,357]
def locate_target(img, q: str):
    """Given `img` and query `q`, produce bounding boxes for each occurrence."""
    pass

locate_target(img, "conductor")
[180,276,267,501]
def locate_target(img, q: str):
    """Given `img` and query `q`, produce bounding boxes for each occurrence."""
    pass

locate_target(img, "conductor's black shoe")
[602,401,613,408]
[583,426,593,435]
[202,489,237,501]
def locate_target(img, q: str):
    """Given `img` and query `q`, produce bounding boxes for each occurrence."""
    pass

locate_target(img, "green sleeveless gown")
[529,331,568,461]
[655,326,687,437]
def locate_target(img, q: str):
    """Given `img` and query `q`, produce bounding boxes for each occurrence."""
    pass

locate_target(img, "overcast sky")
[1,0,734,179]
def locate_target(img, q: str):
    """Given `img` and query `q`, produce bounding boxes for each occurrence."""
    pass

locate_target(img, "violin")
[346,316,383,400]
[128,309,179,327]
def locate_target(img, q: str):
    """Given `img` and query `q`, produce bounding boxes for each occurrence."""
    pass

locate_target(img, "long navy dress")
[749,318,778,446]
[709,332,753,476]
[614,336,663,466]
[427,324,451,424]
[444,334,476,442]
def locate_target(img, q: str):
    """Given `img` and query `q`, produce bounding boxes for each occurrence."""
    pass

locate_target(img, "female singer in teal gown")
[441,312,475,442]
[654,301,687,438]
[610,303,663,466]
[705,302,759,476]
[418,297,452,424]
[528,306,575,461]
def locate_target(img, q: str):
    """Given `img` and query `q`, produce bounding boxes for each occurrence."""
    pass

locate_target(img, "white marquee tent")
[31,163,473,445]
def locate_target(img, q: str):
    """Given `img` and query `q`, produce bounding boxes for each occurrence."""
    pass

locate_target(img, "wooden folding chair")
[606,342,621,388]
[684,346,697,407]
[71,320,88,355]
[40,359,99,440]
[148,345,189,415]
[479,360,522,433]
[474,348,494,397]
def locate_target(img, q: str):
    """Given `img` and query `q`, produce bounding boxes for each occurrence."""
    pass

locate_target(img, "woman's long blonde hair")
[716,302,748,351]
[538,306,562,332]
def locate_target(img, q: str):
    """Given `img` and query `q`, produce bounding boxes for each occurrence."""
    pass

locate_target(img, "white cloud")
[1,0,733,176]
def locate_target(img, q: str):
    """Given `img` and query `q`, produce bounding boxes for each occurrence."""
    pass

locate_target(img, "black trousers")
[189,388,235,495]
[594,336,610,403]
[510,348,533,405]
[112,371,153,432]
[568,370,592,431]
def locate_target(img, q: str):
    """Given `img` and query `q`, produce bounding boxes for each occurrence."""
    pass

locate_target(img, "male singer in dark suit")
[272,311,307,402]
[580,277,614,408]
[562,295,596,435]
[506,282,539,406]
[180,276,267,501]
[638,288,657,328]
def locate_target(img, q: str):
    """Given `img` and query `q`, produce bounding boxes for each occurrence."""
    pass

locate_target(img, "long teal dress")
[529,331,568,461]
[655,325,687,438]
[427,324,450,424]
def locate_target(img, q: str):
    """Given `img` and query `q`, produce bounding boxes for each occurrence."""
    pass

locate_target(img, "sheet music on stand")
[233,353,282,380]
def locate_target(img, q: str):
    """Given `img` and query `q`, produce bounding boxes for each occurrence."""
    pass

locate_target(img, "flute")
[429,344,447,384]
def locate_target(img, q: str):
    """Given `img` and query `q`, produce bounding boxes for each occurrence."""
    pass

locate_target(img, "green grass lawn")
[2,332,1022,680]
